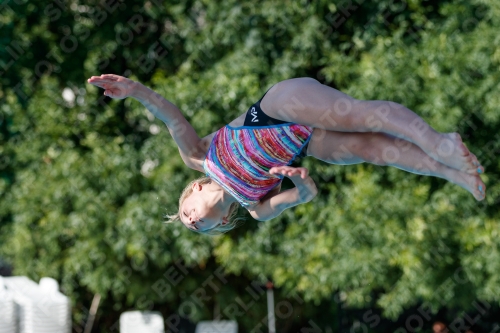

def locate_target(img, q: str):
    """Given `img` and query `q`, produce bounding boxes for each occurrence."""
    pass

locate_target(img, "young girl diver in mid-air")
[88,75,486,235]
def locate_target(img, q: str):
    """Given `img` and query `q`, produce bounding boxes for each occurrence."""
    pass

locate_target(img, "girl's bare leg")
[262,78,483,175]
[306,129,486,201]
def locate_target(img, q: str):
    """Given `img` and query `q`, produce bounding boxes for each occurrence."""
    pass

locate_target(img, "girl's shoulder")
[192,112,246,172]
[187,132,216,173]
[199,111,247,148]
[188,111,247,173]
[227,111,247,128]
[199,131,217,152]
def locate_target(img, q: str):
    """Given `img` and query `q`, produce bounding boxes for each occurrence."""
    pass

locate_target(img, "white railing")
[120,311,165,333]
[195,320,238,333]
[0,276,71,333]
[0,277,17,333]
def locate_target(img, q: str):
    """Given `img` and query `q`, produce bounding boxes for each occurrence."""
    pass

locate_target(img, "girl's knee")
[275,77,320,92]
[286,77,319,84]
[358,135,387,165]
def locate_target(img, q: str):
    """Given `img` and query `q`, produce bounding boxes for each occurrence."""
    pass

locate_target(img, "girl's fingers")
[87,81,106,87]
[104,89,114,95]
[88,78,117,84]
[88,80,107,86]
[101,74,120,79]
[271,166,308,177]
[89,83,106,89]
[89,83,111,89]
[89,74,123,79]
[88,74,120,80]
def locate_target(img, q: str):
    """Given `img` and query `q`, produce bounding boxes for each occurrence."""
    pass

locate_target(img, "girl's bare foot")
[431,133,483,175]
[469,153,484,173]
[447,168,486,201]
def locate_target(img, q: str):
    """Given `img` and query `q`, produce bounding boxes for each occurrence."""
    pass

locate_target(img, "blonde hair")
[164,176,245,235]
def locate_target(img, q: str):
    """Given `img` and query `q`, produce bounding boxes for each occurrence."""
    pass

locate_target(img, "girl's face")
[180,183,229,232]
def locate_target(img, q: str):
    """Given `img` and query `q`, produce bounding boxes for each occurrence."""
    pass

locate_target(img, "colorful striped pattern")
[203,124,313,207]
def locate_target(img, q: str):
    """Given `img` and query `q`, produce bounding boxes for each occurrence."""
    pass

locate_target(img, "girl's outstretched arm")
[248,166,318,221]
[88,74,204,167]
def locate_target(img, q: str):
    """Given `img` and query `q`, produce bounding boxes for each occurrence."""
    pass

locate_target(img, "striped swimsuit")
[203,90,313,208]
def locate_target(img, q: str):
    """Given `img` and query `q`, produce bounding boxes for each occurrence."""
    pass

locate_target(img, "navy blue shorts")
[243,86,310,160]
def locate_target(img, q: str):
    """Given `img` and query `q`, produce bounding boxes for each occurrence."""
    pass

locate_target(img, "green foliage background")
[1,0,499,332]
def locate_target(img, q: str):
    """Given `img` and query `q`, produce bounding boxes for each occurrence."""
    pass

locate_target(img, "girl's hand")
[270,166,317,202]
[87,74,139,99]
[269,166,309,179]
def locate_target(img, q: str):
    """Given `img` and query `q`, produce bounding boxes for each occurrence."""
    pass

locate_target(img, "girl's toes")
[469,153,478,165]
[462,156,476,173]
[473,187,483,201]
[476,182,486,200]
[467,154,484,174]
[470,154,485,174]
[470,154,483,170]
[466,175,486,201]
